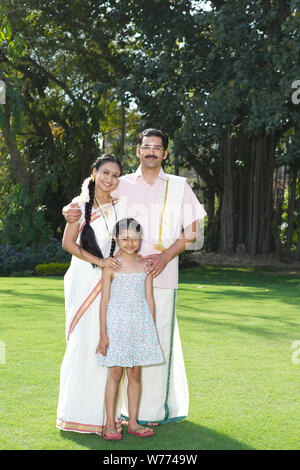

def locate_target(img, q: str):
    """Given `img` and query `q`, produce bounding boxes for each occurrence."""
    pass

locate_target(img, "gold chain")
[94,194,117,236]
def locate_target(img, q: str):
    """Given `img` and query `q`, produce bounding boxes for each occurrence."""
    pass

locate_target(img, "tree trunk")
[120,102,125,162]
[285,169,298,254]
[233,132,251,251]
[205,189,218,251]
[247,133,277,256]
[219,132,234,253]
[273,166,287,256]
[296,176,300,258]
[2,101,31,186]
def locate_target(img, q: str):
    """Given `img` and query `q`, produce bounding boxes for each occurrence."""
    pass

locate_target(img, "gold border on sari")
[78,210,102,234]
[67,279,102,342]
[56,418,103,434]
[67,208,119,342]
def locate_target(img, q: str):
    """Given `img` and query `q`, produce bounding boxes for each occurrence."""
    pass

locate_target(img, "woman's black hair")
[80,154,122,266]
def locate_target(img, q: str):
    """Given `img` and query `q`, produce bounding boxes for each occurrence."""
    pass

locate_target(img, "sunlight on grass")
[1,267,300,450]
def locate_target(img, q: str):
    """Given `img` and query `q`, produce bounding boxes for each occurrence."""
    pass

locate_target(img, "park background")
[0,0,300,450]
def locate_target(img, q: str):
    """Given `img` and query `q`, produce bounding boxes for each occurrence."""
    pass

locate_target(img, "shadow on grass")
[179,265,300,285]
[58,420,253,451]
[0,287,64,305]
[179,267,300,308]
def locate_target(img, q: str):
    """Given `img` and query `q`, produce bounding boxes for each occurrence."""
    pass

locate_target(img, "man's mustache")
[145,155,158,159]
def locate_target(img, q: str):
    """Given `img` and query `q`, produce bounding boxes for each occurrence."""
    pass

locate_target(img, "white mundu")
[119,174,202,424]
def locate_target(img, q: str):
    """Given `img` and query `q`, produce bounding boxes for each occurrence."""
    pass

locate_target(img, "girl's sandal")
[128,426,155,438]
[102,430,123,441]
[116,421,122,433]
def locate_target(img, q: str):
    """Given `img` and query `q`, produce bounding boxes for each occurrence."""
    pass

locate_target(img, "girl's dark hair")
[80,154,122,266]
[113,218,143,242]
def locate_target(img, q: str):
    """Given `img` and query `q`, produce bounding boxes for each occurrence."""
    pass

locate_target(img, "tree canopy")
[1,0,300,256]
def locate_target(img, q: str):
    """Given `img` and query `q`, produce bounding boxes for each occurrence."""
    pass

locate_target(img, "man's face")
[136,136,168,170]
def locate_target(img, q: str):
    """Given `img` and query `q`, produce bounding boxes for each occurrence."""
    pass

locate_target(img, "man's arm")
[145,220,197,278]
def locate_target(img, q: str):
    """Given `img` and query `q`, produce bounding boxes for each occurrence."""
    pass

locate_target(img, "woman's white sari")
[56,197,123,434]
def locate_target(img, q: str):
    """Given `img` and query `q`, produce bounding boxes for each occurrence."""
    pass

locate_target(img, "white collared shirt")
[111,165,206,289]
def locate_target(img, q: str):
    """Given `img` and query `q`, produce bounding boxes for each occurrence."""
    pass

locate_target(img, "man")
[63,128,206,426]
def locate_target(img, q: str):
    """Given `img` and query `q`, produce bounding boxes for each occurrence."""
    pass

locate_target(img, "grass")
[0,266,300,450]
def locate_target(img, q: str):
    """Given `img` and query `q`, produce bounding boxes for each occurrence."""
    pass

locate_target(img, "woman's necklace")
[94,194,117,237]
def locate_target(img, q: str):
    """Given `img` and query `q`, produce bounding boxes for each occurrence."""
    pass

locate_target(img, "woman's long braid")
[84,178,95,227]
[80,178,104,264]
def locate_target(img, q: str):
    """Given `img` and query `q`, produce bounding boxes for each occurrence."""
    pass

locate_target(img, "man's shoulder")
[120,172,136,182]
[165,173,186,183]
[165,173,187,190]
[117,173,137,196]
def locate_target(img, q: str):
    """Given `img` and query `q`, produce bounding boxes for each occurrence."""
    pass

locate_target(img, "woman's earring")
[91,174,95,182]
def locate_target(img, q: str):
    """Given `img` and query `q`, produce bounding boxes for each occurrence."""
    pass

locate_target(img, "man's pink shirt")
[111,166,207,290]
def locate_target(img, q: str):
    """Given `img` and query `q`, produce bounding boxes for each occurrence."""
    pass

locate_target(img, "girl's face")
[93,162,121,195]
[116,228,141,255]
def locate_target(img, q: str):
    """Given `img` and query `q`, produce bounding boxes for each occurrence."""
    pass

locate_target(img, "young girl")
[95,218,164,440]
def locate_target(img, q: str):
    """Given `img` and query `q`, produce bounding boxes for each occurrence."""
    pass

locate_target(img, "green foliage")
[0,239,71,275]
[0,0,300,253]
[1,184,53,245]
[35,262,70,276]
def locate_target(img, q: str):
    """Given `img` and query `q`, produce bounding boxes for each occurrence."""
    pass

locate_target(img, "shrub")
[0,239,71,276]
[35,262,70,276]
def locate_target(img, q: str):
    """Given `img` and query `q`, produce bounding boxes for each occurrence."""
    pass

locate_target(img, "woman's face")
[93,162,121,194]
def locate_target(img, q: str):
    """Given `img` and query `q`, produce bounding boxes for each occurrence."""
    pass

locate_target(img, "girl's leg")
[127,366,141,429]
[127,366,155,437]
[105,366,123,433]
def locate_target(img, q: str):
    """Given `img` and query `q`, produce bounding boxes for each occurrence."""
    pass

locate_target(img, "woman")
[56,154,124,435]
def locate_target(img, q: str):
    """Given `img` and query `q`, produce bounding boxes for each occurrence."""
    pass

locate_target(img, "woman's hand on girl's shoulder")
[101,257,122,271]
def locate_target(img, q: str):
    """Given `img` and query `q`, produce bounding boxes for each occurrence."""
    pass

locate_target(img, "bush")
[35,262,70,276]
[0,239,71,276]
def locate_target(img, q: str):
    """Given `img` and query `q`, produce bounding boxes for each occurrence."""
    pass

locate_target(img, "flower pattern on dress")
[97,272,164,368]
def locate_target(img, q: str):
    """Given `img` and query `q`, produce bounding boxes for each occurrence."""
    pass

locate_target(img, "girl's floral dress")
[97,272,164,368]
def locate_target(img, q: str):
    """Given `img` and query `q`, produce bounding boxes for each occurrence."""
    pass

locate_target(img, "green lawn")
[0,266,299,450]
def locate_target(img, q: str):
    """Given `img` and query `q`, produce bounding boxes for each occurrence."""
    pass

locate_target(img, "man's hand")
[62,202,82,223]
[144,252,169,278]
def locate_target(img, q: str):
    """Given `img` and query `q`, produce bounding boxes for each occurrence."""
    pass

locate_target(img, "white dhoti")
[120,287,189,424]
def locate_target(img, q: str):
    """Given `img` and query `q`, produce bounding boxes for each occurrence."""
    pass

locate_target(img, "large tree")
[122,0,300,255]
[0,0,139,242]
